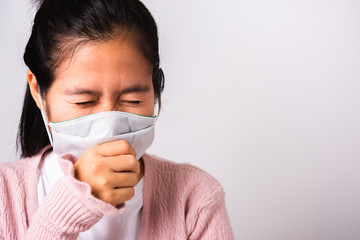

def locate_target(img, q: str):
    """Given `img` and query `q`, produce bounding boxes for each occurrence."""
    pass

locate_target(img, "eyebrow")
[120,85,151,95]
[64,85,151,96]
[64,88,100,96]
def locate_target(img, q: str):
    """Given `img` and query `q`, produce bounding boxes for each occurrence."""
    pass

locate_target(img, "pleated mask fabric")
[48,111,157,160]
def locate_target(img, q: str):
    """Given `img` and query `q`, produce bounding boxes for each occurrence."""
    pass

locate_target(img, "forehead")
[52,37,152,90]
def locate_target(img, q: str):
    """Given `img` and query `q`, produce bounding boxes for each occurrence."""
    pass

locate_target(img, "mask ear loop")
[154,101,160,118]
[38,86,54,146]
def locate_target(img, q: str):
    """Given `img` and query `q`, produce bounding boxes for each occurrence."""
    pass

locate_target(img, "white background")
[1,1,360,239]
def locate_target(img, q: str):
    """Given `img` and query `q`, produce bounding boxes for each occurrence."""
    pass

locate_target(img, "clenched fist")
[74,140,142,207]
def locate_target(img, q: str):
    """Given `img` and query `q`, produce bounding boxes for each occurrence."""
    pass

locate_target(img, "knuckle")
[91,163,103,175]
[126,188,135,199]
[80,149,103,170]
[128,156,138,168]
[86,146,98,157]
[96,175,110,188]
[118,139,129,149]
[102,191,114,204]
[117,140,135,154]
[78,149,92,164]
[93,189,118,207]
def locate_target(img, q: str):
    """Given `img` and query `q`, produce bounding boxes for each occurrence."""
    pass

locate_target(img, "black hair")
[18,0,164,158]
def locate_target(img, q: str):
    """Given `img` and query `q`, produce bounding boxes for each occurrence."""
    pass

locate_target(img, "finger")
[105,155,140,175]
[91,171,139,191]
[98,187,135,206]
[108,172,139,189]
[95,140,136,157]
[113,187,136,204]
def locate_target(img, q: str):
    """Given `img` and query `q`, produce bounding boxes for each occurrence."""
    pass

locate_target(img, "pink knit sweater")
[0,146,233,239]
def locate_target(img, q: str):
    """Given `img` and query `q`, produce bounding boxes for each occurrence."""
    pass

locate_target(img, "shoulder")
[0,158,34,233]
[0,147,48,176]
[0,146,51,194]
[0,146,53,235]
[141,153,231,237]
[142,153,225,203]
[0,158,35,184]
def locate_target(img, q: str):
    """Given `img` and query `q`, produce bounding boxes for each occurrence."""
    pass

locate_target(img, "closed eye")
[75,101,97,106]
[119,100,141,106]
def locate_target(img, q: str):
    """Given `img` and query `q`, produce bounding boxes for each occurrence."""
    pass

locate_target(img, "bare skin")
[27,37,154,207]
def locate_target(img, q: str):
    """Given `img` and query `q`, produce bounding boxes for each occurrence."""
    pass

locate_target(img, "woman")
[0,0,233,239]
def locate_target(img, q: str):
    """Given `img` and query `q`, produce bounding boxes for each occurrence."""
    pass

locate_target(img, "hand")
[74,140,140,207]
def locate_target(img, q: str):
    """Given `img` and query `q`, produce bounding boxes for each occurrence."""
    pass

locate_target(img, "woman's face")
[44,37,155,122]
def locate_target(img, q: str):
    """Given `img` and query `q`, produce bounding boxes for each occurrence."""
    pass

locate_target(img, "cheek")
[45,97,64,122]
[123,94,155,117]
[145,91,156,116]
[145,98,156,116]
[44,93,78,122]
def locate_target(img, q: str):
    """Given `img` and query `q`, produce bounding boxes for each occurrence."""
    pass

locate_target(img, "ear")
[27,70,43,110]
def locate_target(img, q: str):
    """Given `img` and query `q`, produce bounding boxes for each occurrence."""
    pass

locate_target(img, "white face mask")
[38,88,157,160]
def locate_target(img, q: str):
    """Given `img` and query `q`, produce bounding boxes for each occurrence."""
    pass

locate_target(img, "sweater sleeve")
[26,154,124,239]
